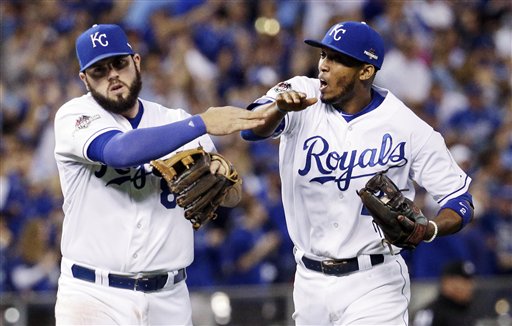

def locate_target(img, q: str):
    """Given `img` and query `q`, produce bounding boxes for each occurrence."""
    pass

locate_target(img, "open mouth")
[320,79,328,91]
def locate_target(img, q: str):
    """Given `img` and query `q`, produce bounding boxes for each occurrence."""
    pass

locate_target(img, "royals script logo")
[298,133,408,191]
[95,165,151,189]
[94,165,177,209]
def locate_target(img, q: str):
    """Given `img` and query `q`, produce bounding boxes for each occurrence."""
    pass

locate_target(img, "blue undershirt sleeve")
[440,192,474,229]
[87,115,206,168]
[241,129,270,141]
[87,130,122,162]
[241,101,284,141]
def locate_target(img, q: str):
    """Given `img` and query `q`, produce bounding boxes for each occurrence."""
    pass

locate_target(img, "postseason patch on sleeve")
[74,114,100,131]
[273,82,292,93]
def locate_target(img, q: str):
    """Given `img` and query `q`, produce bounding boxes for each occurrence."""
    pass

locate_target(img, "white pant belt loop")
[357,255,373,271]
[293,246,306,265]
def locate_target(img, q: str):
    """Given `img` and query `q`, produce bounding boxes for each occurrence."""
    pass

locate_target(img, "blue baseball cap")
[76,24,134,72]
[305,21,385,69]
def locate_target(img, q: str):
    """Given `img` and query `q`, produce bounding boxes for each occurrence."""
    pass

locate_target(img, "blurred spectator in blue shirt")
[220,194,281,285]
[444,83,502,154]
[186,220,226,289]
[479,181,512,275]
[0,217,15,293]
[9,218,60,293]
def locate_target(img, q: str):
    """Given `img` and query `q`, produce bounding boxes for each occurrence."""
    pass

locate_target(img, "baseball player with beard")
[53,24,266,325]
[242,21,474,325]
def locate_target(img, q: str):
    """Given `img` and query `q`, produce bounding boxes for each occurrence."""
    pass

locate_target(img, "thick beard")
[89,68,142,115]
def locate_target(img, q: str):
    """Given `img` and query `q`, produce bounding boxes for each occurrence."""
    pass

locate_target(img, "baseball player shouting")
[53,24,266,325]
[242,21,474,325]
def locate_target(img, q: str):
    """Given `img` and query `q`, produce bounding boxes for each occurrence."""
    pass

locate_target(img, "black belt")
[71,264,186,292]
[301,254,384,276]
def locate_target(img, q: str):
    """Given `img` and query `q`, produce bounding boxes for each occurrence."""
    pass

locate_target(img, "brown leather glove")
[357,171,428,249]
[151,147,241,230]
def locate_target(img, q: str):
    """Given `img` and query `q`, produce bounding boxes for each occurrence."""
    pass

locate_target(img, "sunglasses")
[85,55,132,80]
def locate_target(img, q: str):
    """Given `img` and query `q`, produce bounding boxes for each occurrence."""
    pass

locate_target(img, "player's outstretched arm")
[245,91,318,138]
[275,91,318,113]
[199,106,269,135]
[91,106,267,168]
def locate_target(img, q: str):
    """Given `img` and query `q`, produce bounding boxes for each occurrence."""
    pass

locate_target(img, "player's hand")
[209,158,226,174]
[276,91,318,113]
[200,106,269,135]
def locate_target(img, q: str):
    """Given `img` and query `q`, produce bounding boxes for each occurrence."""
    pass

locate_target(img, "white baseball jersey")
[54,93,215,273]
[257,76,471,259]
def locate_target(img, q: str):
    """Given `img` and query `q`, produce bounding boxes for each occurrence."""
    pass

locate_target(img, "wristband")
[424,220,438,243]
[276,106,288,114]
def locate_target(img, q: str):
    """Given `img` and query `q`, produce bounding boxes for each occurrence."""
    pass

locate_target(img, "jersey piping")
[340,88,385,123]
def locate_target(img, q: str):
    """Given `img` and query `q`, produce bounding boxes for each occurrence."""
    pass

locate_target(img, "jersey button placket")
[346,124,353,147]
[130,216,146,263]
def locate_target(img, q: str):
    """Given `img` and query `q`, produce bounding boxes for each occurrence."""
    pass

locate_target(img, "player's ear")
[79,72,90,91]
[359,64,376,81]
[132,54,141,71]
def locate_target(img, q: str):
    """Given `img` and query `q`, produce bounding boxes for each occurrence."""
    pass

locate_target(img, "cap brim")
[304,39,325,48]
[304,39,363,63]
[80,51,134,72]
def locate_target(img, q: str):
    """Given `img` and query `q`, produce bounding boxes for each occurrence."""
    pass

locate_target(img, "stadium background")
[1,0,511,325]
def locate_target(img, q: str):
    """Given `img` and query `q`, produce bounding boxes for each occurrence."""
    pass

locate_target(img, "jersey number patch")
[159,179,176,208]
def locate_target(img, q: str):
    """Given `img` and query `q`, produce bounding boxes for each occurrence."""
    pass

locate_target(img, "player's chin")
[319,93,333,104]
[108,92,130,103]
[108,88,127,99]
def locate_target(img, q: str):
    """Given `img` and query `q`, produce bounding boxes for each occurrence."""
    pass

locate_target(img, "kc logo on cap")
[304,21,385,69]
[76,24,134,72]
[90,31,109,48]
[329,24,347,41]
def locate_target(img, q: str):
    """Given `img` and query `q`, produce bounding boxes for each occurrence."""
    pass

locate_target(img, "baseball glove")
[150,147,241,230]
[357,171,428,249]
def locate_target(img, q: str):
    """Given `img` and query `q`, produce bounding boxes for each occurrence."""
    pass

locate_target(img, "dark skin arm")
[250,91,317,138]
[423,207,472,240]
[397,205,472,243]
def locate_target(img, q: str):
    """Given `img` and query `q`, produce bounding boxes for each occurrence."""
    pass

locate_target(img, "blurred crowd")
[1,0,511,297]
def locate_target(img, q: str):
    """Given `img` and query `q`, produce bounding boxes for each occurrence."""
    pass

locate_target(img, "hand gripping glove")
[150,147,241,230]
[357,171,428,249]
